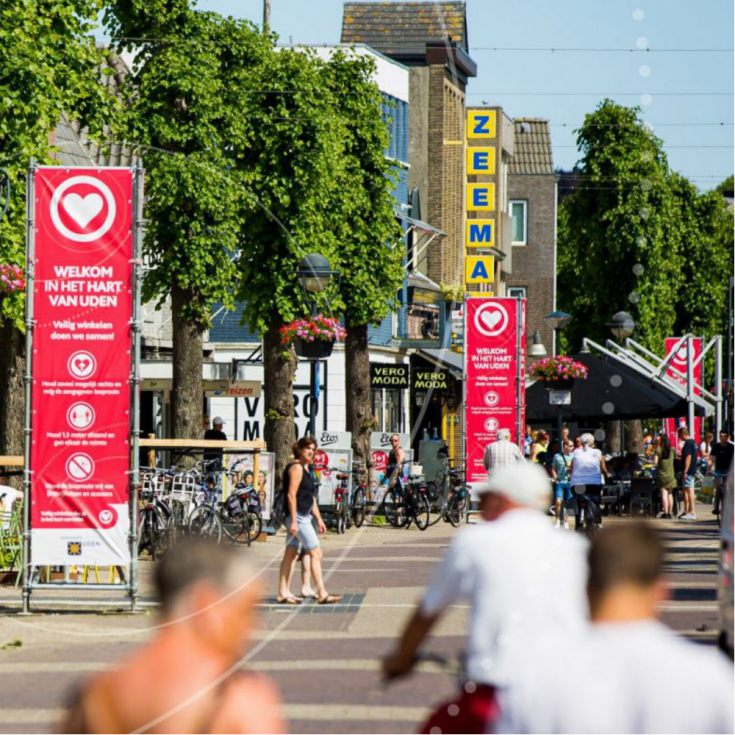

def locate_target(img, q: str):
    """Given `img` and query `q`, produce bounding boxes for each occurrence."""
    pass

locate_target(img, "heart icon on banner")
[480,309,502,331]
[62,193,103,228]
[74,358,90,373]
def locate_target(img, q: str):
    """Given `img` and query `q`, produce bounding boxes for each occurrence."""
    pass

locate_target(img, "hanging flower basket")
[279,315,346,360]
[531,356,588,389]
[0,264,25,296]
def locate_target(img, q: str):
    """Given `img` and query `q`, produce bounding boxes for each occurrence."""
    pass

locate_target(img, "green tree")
[0,0,112,457]
[325,51,404,470]
[106,3,271,439]
[557,100,683,355]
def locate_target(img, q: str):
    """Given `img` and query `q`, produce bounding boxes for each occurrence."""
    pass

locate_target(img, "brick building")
[342,1,476,288]
[507,118,557,353]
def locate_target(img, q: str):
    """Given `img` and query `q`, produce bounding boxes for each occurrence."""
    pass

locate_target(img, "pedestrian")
[483,428,524,477]
[523,425,534,458]
[551,440,573,527]
[496,522,733,733]
[382,462,587,734]
[699,431,713,474]
[530,430,549,464]
[709,430,734,515]
[276,436,341,605]
[677,426,698,521]
[654,434,676,519]
[384,433,406,491]
[203,416,227,471]
[61,537,285,733]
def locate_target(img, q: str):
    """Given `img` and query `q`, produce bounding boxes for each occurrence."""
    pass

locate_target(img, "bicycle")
[188,485,260,546]
[137,485,173,560]
[384,476,430,530]
[444,470,470,527]
[571,484,600,538]
[713,473,727,528]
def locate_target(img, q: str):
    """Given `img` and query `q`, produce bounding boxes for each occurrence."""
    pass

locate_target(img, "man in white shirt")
[497,521,734,734]
[483,428,524,476]
[382,462,587,733]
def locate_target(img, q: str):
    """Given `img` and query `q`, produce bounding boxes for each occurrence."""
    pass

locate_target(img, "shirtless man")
[62,538,284,733]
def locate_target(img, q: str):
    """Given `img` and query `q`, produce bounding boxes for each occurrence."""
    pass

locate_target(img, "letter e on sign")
[466,147,496,175]
[467,184,495,212]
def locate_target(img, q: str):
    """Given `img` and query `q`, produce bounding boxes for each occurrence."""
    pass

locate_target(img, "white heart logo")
[480,310,502,331]
[63,193,103,228]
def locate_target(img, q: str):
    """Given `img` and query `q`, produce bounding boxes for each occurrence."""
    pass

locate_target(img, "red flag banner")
[663,337,703,450]
[465,298,526,484]
[30,167,134,565]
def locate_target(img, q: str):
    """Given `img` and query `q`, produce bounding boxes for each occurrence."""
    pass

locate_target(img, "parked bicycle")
[137,485,173,560]
[444,469,470,527]
[384,473,430,530]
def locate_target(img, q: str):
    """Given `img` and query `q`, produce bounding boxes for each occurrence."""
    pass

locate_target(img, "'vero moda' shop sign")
[464,297,526,484]
[29,167,134,565]
[370,363,409,388]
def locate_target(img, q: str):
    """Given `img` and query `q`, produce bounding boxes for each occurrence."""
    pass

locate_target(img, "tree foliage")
[558,100,733,354]
[0,0,112,328]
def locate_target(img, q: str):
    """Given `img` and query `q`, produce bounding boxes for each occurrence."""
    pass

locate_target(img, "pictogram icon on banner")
[66,402,95,431]
[67,350,97,380]
[483,391,500,407]
[473,301,509,337]
[49,175,117,242]
[65,452,95,481]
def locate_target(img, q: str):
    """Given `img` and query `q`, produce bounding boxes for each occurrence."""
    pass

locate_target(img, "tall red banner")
[30,167,133,565]
[465,298,526,484]
[663,337,703,450]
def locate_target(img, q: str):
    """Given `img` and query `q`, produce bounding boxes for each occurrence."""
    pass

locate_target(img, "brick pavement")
[0,503,725,734]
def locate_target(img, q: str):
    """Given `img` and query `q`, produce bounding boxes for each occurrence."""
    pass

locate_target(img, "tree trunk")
[171,285,204,440]
[263,317,296,483]
[345,322,372,482]
[624,419,643,454]
[606,420,621,454]
[0,321,25,488]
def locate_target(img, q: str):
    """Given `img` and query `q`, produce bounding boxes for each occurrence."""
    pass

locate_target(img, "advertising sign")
[370,363,409,389]
[464,298,526,484]
[314,445,352,506]
[226,452,276,520]
[30,167,134,565]
[663,337,703,448]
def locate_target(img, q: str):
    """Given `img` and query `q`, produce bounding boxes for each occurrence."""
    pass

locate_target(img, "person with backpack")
[275,436,341,605]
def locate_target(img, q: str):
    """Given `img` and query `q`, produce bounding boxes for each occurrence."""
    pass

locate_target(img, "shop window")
[508,286,527,299]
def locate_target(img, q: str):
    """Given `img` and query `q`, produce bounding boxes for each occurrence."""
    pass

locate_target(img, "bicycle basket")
[225,493,244,518]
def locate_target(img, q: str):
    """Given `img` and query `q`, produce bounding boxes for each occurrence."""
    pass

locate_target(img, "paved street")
[0,504,725,734]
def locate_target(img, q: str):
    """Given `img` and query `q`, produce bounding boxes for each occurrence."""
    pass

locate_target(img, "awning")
[417,348,463,380]
[526,351,712,422]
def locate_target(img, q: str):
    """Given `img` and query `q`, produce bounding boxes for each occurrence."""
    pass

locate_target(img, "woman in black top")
[276,436,341,605]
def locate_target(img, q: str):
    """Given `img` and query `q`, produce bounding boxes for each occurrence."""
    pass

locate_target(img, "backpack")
[271,489,286,529]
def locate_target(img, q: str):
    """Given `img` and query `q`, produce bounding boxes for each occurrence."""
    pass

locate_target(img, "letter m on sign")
[466,219,495,249]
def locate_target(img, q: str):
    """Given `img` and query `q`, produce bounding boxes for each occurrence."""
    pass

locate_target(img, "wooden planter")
[294,339,334,360]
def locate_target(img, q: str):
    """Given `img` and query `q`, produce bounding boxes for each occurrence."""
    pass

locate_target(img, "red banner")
[464,298,526,484]
[663,337,703,451]
[30,167,134,565]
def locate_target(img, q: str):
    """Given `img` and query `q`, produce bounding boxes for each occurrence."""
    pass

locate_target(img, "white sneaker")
[563,519,570,529]
[555,519,561,528]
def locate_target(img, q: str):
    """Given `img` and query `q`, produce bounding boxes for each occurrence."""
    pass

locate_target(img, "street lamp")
[544,310,572,355]
[528,330,547,358]
[607,311,636,341]
[296,254,338,438]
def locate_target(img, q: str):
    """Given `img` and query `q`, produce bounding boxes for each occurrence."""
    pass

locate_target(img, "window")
[510,200,528,245]
[508,286,527,299]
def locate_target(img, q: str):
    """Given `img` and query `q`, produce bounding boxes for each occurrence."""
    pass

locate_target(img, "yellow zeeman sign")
[466,219,495,249]
[465,256,495,285]
[466,110,497,139]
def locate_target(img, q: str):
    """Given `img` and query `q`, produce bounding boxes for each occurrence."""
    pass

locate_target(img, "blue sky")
[195,0,733,190]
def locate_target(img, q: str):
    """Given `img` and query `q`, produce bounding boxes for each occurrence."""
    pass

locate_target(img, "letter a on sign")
[465,256,495,285]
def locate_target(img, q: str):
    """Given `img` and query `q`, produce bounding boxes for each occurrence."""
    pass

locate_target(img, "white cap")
[478,461,551,510]
[212,416,225,426]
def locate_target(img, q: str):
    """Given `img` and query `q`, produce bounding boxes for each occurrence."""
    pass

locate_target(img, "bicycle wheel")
[413,494,431,531]
[247,511,263,543]
[188,505,222,542]
[385,490,407,528]
[222,513,249,545]
[424,482,445,527]
[351,488,366,528]
[446,494,468,527]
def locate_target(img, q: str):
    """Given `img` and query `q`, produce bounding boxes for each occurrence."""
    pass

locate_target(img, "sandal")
[317,594,342,605]
[275,596,302,605]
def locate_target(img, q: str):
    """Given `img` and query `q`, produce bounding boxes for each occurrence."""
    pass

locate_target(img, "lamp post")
[528,330,547,358]
[607,311,636,453]
[297,254,337,438]
[543,310,572,355]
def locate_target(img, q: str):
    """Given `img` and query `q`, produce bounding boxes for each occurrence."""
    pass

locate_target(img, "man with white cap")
[382,461,588,734]
[204,417,227,469]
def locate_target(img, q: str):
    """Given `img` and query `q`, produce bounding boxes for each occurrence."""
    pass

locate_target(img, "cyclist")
[497,522,733,733]
[382,461,587,733]
[62,537,285,733]
[570,433,608,529]
[710,430,734,516]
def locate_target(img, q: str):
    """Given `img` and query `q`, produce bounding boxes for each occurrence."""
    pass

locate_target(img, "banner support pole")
[515,297,523,448]
[129,163,144,612]
[21,160,37,614]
